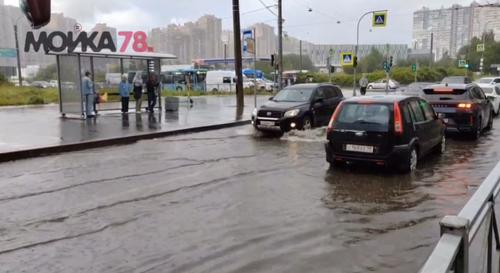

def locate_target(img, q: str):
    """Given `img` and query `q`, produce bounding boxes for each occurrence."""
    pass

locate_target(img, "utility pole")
[232,0,244,109]
[224,44,228,70]
[299,39,302,73]
[278,0,283,90]
[14,24,22,87]
[429,32,434,68]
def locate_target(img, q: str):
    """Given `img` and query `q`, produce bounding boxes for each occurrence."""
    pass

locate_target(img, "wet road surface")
[0,120,499,273]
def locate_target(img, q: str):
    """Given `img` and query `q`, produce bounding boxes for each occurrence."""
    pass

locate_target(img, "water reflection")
[323,168,426,215]
[135,113,143,131]
[121,114,129,128]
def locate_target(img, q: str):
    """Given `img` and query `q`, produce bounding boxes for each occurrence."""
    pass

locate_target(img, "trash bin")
[165,96,179,112]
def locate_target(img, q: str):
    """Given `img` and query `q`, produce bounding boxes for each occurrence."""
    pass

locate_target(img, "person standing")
[146,74,160,113]
[82,71,95,118]
[359,74,369,96]
[359,74,368,96]
[133,73,144,113]
[119,75,131,113]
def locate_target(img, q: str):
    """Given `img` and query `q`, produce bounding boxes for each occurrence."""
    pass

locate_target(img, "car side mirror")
[268,96,274,101]
[20,0,51,29]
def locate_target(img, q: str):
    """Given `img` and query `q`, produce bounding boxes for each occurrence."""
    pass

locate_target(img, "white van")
[206,70,253,92]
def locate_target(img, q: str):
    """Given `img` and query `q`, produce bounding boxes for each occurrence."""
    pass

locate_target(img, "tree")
[358,48,385,73]
[282,54,315,72]
[35,63,57,81]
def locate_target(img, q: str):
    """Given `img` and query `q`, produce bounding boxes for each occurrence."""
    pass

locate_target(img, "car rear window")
[423,87,467,95]
[336,103,390,132]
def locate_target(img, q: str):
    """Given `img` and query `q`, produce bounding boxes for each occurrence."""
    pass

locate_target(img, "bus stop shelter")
[49,51,177,119]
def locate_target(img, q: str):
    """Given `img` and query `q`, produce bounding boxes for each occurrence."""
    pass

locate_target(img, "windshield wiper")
[355,120,384,125]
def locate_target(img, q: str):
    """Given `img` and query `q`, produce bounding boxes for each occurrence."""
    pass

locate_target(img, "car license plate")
[260,121,276,127]
[345,144,374,154]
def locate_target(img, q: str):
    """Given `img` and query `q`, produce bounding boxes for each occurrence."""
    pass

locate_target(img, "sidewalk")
[0,95,268,161]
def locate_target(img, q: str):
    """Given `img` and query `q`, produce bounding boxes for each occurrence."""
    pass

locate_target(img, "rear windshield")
[423,88,467,95]
[336,103,390,132]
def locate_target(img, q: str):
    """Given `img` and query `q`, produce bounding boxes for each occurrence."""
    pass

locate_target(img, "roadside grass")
[0,85,59,106]
[0,86,273,107]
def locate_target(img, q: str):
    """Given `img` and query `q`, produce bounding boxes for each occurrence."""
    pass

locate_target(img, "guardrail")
[419,161,500,273]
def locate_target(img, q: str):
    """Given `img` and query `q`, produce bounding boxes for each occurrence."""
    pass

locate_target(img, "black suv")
[253,83,344,133]
[423,84,494,139]
[325,95,446,173]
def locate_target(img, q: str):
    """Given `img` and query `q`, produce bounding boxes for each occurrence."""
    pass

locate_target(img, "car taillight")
[394,102,403,136]
[327,101,344,134]
[458,103,472,109]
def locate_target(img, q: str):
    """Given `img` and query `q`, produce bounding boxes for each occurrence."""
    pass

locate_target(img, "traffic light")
[20,0,51,29]
[353,56,358,68]
[389,56,393,68]
[271,54,275,67]
[330,65,335,73]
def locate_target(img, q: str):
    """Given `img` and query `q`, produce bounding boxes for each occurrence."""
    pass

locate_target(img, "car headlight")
[284,109,300,118]
[252,108,258,117]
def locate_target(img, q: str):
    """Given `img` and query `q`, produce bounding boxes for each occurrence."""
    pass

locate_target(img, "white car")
[255,78,274,91]
[479,83,500,115]
[49,80,58,88]
[477,77,500,85]
[367,79,399,90]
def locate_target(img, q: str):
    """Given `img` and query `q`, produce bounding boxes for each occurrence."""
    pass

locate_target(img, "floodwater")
[0,121,499,273]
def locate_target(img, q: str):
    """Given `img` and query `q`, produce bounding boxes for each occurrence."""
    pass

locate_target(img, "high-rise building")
[197,15,222,59]
[251,23,276,58]
[413,2,500,60]
[149,15,223,64]
[221,30,234,59]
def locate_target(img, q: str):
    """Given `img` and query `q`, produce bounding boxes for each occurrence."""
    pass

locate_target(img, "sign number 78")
[118,31,154,53]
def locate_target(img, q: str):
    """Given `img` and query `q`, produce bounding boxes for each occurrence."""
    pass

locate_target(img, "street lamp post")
[481,21,494,75]
[353,10,387,97]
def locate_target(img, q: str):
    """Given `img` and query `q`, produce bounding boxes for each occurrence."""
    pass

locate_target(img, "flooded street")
[0,121,499,273]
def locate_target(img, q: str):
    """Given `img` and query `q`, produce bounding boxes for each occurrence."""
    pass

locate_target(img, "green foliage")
[282,54,315,72]
[34,64,57,81]
[358,48,385,73]
[0,73,7,85]
[0,86,59,106]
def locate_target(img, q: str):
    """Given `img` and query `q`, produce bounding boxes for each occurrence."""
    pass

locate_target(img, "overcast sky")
[5,0,480,45]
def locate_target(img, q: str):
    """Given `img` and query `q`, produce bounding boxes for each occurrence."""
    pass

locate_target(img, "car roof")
[344,95,414,103]
[286,83,339,89]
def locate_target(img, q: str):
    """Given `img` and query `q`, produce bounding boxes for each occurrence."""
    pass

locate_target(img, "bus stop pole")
[253,28,257,109]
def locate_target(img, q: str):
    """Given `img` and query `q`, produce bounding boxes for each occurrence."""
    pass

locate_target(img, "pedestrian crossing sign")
[373,11,387,27]
[341,52,354,66]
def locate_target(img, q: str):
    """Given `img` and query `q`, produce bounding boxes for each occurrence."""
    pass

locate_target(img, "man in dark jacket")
[146,74,160,113]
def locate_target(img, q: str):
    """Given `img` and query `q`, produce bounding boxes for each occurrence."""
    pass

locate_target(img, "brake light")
[433,88,454,93]
[394,102,403,136]
[327,101,344,133]
[458,103,472,109]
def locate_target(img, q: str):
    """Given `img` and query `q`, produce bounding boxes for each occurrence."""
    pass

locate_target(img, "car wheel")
[301,116,312,130]
[211,88,218,93]
[399,147,418,173]
[486,111,494,131]
[368,85,373,90]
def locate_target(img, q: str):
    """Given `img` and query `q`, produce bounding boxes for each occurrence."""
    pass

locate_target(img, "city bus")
[160,69,208,92]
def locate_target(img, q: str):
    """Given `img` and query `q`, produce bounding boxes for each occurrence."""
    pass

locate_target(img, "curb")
[0,120,251,163]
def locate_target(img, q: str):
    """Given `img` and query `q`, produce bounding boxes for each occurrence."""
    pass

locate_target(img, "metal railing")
[419,161,500,273]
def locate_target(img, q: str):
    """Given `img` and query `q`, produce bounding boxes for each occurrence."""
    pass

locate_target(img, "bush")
[27,96,45,105]
[0,73,7,85]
